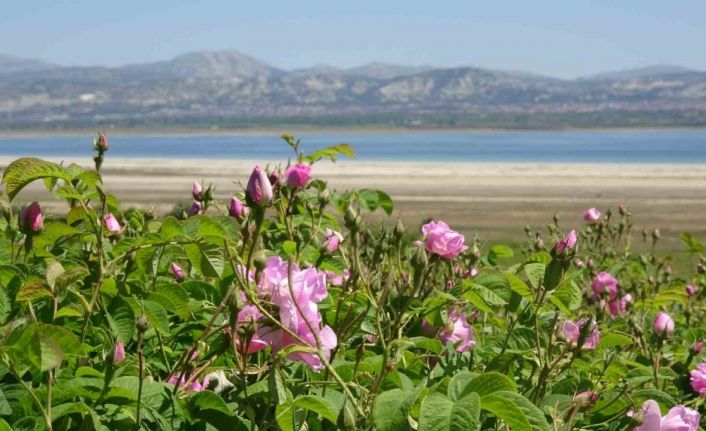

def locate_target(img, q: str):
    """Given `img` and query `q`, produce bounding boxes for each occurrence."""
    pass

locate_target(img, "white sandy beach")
[3,156,706,247]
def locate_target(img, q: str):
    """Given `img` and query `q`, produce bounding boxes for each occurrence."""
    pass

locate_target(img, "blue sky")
[1,0,704,78]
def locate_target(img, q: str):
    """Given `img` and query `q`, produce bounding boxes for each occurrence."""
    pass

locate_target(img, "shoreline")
[2,125,706,138]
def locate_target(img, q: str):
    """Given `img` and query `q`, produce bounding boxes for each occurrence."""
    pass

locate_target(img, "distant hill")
[1,50,705,129]
[0,54,57,75]
[584,65,697,81]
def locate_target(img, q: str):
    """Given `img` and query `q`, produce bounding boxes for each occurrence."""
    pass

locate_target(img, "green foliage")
[0,135,703,430]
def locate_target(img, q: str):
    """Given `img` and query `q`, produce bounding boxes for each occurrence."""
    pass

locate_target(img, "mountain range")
[1,50,706,129]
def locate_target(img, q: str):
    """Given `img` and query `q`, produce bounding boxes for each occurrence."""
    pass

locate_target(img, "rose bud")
[114,339,125,364]
[192,182,203,200]
[574,391,599,408]
[228,196,248,221]
[654,312,675,337]
[686,284,698,297]
[323,229,343,253]
[188,201,203,217]
[269,171,281,191]
[246,165,273,206]
[583,208,601,224]
[103,213,122,234]
[284,163,312,189]
[19,201,44,234]
[95,132,109,152]
[171,262,185,282]
[554,229,578,255]
[693,341,704,355]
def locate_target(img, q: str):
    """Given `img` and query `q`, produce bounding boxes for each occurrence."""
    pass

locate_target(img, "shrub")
[0,134,703,430]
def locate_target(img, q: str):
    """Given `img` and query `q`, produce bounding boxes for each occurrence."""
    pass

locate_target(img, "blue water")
[1,129,706,163]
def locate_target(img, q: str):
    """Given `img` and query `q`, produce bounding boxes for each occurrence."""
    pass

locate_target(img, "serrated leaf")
[419,392,480,431]
[373,388,419,431]
[107,298,135,342]
[192,390,231,415]
[1,157,72,201]
[16,279,51,302]
[294,395,340,424]
[456,372,516,399]
[45,261,65,289]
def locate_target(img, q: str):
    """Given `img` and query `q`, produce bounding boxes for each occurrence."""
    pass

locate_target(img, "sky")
[1,0,705,79]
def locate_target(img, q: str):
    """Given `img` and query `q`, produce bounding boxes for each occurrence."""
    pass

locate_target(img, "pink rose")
[690,361,706,395]
[285,163,312,189]
[246,164,274,205]
[555,229,578,254]
[606,293,632,318]
[421,221,468,260]
[103,213,122,233]
[592,271,618,300]
[171,262,185,282]
[686,284,698,297]
[235,303,273,354]
[654,312,675,337]
[192,182,203,200]
[562,318,600,350]
[113,339,125,364]
[325,269,350,287]
[19,201,44,234]
[583,207,601,223]
[422,310,476,353]
[634,400,700,431]
[188,200,203,217]
[323,229,343,253]
[228,196,248,221]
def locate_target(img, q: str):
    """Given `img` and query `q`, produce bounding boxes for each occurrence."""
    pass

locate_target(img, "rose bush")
[0,133,703,430]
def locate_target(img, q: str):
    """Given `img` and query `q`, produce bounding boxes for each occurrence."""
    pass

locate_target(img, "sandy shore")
[3,156,705,249]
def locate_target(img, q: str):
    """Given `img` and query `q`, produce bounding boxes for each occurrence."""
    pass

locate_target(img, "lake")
[1,129,706,163]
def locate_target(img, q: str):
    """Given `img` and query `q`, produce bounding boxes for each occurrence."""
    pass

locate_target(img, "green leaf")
[107,298,136,342]
[294,395,340,424]
[159,216,183,240]
[598,332,634,350]
[192,390,231,415]
[358,189,380,212]
[148,284,189,319]
[45,261,65,289]
[504,273,533,300]
[376,190,394,215]
[0,388,12,416]
[0,290,10,325]
[16,279,51,302]
[282,240,297,257]
[305,143,356,163]
[447,372,478,401]
[1,157,72,201]
[54,267,89,291]
[418,392,480,431]
[481,391,550,431]
[37,324,84,359]
[372,389,419,431]
[456,372,516,399]
[185,243,224,278]
[523,263,545,289]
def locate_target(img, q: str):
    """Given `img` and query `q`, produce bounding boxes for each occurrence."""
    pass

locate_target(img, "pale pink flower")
[583,207,601,223]
[555,229,578,254]
[689,361,706,395]
[654,312,675,337]
[606,293,632,318]
[113,339,125,363]
[421,311,476,353]
[421,221,468,260]
[634,400,700,431]
[192,182,203,200]
[284,163,312,189]
[562,318,600,350]
[228,196,248,221]
[171,262,185,282]
[323,229,343,253]
[325,269,350,286]
[103,213,122,233]
[235,304,272,354]
[246,164,273,205]
[592,271,618,300]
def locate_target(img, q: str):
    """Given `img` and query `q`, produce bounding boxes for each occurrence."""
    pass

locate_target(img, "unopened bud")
[652,228,661,241]
[618,203,627,216]
[394,220,406,239]
[253,251,268,271]
[412,245,428,269]
[136,314,149,333]
[318,189,330,206]
[344,206,358,228]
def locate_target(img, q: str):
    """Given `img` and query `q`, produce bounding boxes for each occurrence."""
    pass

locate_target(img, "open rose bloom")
[690,361,706,395]
[421,221,468,260]
[233,256,337,371]
[634,400,700,431]
[562,318,600,350]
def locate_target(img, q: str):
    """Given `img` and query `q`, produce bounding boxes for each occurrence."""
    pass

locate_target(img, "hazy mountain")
[1,50,706,129]
[120,50,281,79]
[584,65,698,81]
[0,54,57,75]
[343,62,434,80]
